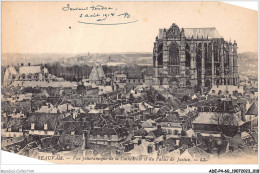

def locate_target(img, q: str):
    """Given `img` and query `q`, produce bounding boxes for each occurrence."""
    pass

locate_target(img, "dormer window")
[22,74,26,80]
[44,123,48,130]
[8,127,12,132]
[31,123,35,130]
[19,126,23,132]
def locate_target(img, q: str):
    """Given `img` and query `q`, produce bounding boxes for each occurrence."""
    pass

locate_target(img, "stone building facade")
[3,63,49,87]
[152,23,239,88]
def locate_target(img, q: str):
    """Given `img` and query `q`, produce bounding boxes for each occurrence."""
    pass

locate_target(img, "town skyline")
[1,1,258,169]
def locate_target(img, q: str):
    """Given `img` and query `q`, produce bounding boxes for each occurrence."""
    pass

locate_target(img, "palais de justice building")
[152,23,239,88]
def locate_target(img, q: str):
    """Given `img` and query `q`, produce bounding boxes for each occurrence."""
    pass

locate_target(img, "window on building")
[168,129,172,135]
[174,130,179,135]
[212,90,215,94]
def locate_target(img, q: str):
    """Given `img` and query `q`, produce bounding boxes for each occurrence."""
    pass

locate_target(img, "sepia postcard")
[1,1,259,167]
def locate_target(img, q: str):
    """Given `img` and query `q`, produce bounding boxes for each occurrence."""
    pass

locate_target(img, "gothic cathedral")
[153,23,239,88]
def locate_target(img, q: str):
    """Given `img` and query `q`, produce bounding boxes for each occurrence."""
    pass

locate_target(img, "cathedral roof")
[183,27,222,39]
[158,27,222,40]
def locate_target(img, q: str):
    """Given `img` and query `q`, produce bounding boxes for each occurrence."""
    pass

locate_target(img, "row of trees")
[45,62,154,82]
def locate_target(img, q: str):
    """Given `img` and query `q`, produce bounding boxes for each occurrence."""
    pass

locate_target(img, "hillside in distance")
[237,52,258,77]
[1,52,153,67]
[2,52,257,78]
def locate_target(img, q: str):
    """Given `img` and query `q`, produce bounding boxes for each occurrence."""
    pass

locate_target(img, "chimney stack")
[116,150,121,158]
[147,144,153,154]
[44,123,48,130]
[176,139,180,146]
[138,139,141,145]
[124,144,129,152]
[83,130,90,150]
[155,141,159,151]
[163,134,167,141]
[129,141,134,151]
[31,123,35,130]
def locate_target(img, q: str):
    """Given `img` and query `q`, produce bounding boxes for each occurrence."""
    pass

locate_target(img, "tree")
[211,113,239,136]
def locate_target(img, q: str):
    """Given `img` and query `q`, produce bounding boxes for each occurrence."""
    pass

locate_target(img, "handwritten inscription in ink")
[62,4,138,25]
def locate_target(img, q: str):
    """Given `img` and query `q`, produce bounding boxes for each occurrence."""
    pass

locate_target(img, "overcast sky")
[2,1,258,54]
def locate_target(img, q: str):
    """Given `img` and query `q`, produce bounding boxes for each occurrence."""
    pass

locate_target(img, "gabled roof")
[97,64,105,78]
[193,112,244,126]
[6,66,18,75]
[186,146,210,159]
[141,119,156,128]
[245,101,258,116]
[28,113,62,131]
[241,131,251,139]
[161,113,180,123]
[90,127,127,137]
[19,66,42,74]
[128,139,156,157]
[89,64,105,81]
[59,121,89,135]
[89,64,100,81]
[186,129,196,138]
[36,104,58,113]
[6,118,24,132]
